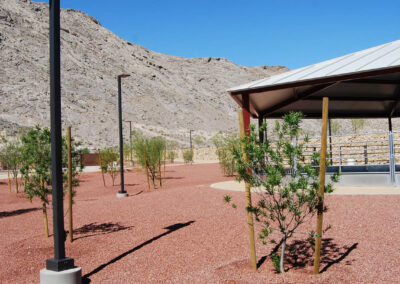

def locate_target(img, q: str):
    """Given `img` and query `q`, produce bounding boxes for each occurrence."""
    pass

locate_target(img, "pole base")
[40,266,81,284]
[116,192,128,198]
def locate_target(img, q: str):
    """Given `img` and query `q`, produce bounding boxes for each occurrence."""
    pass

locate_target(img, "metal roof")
[229,40,400,119]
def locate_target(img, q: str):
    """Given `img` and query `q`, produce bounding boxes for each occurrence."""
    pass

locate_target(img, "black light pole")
[117,74,130,197]
[189,130,193,149]
[46,0,74,272]
[126,120,133,165]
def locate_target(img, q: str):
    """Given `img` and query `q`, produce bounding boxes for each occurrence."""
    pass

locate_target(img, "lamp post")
[126,120,133,166]
[117,74,130,198]
[41,0,81,282]
[189,130,193,149]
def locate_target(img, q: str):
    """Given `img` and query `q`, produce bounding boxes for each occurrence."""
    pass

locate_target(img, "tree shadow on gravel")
[257,238,358,273]
[82,220,195,283]
[73,222,133,241]
[0,207,40,218]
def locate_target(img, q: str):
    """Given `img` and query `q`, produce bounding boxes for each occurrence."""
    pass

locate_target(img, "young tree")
[183,148,194,164]
[99,147,119,186]
[19,125,83,237]
[132,132,166,189]
[351,119,365,134]
[231,112,339,273]
[19,126,52,237]
[330,120,341,135]
[212,132,240,176]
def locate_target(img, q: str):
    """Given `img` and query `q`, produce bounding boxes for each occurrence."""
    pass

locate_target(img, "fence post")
[388,131,395,184]
[364,145,368,170]
[338,141,342,172]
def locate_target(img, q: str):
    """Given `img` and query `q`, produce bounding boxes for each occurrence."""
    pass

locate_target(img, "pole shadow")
[82,220,195,283]
[73,222,133,241]
[0,207,40,218]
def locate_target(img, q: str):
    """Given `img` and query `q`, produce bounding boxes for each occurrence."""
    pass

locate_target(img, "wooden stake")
[144,147,150,191]
[42,202,49,238]
[67,126,73,243]
[7,168,11,192]
[238,109,257,271]
[313,97,329,274]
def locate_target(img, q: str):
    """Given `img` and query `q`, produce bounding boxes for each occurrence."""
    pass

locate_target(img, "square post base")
[40,266,81,284]
[117,192,128,198]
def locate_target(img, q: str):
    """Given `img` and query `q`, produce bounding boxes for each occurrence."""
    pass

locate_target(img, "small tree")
[183,148,194,164]
[231,112,339,273]
[351,119,365,134]
[212,132,240,176]
[19,126,52,237]
[330,120,341,135]
[99,147,119,186]
[193,135,205,148]
[19,126,83,237]
[132,132,166,188]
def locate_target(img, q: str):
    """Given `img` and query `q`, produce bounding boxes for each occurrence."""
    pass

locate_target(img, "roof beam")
[304,97,396,102]
[389,85,400,117]
[229,66,400,96]
[260,83,335,118]
[342,79,400,85]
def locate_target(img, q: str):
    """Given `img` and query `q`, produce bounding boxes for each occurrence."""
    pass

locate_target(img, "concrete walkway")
[211,180,400,195]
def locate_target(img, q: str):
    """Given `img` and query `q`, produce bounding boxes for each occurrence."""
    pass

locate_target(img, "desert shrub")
[183,148,194,164]
[0,137,22,192]
[99,147,119,186]
[231,112,339,273]
[167,150,176,163]
[211,132,240,176]
[19,125,82,237]
[132,132,166,188]
[351,119,365,134]
[330,120,341,135]
[193,135,205,147]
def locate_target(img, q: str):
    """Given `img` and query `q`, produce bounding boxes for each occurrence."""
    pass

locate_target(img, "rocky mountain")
[0,0,289,148]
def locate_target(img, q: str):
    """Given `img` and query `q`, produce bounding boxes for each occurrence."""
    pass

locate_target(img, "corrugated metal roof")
[229,40,400,93]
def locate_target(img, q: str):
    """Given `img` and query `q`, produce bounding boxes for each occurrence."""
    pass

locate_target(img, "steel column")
[118,76,126,194]
[46,0,74,271]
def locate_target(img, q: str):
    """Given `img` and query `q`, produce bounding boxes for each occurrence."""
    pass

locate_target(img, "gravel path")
[1,163,399,283]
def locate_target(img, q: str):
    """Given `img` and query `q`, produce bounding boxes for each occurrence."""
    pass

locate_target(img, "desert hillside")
[0,0,290,148]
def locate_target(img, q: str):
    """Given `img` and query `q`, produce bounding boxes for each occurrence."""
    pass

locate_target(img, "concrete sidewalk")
[211,180,400,195]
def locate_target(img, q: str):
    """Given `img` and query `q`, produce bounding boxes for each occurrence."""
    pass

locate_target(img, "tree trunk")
[101,171,106,187]
[14,169,19,193]
[159,150,162,188]
[7,169,11,192]
[42,202,49,238]
[280,234,287,273]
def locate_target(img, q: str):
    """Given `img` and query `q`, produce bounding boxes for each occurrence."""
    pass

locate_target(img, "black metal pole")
[46,0,74,272]
[128,121,132,162]
[389,117,393,132]
[189,130,193,149]
[118,76,126,194]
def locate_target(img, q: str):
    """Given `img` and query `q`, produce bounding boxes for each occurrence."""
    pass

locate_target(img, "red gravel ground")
[1,163,399,283]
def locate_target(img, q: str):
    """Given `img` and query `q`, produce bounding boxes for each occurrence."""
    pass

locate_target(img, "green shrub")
[183,149,193,164]
[211,132,240,176]
[99,147,119,186]
[167,150,176,163]
[231,112,339,273]
[132,132,166,188]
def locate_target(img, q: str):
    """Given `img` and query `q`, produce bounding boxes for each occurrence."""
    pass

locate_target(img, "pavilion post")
[239,93,257,271]
[313,97,329,274]
[388,117,395,184]
[258,116,264,143]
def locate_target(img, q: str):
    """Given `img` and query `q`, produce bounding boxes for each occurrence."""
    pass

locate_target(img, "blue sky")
[35,0,400,69]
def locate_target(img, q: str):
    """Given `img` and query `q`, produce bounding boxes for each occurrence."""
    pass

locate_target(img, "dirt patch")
[0,163,399,283]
